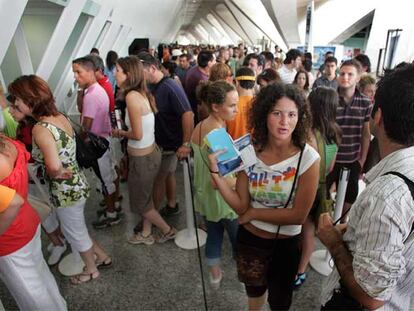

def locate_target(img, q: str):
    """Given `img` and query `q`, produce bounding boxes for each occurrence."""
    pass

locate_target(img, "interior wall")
[49,13,89,90]
[1,41,22,86]
[342,37,365,50]
[365,0,414,72]
[1,13,61,85]
[21,13,61,72]
[297,0,376,46]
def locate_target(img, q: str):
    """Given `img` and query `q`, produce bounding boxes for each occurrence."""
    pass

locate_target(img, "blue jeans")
[205,218,238,266]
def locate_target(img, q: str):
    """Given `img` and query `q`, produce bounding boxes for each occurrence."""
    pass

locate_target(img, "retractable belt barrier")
[310,167,350,276]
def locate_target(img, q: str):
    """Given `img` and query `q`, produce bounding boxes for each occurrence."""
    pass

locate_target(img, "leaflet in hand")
[204,128,257,176]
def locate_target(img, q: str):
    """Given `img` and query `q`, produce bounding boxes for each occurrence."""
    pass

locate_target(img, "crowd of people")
[0,41,413,311]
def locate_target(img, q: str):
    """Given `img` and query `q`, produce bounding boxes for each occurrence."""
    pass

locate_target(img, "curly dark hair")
[248,83,311,151]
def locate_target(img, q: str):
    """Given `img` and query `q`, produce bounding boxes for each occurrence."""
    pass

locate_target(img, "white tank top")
[125,101,155,149]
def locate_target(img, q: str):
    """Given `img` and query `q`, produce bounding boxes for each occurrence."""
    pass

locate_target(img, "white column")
[98,22,122,60]
[200,18,222,45]
[13,22,34,75]
[0,0,28,64]
[112,26,132,53]
[36,0,87,80]
[0,70,6,91]
[304,0,314,53]
[54,4,112,111]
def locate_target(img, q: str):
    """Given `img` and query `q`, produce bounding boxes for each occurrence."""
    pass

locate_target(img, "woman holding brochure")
[191,80,239,289]
[208,83,320,310]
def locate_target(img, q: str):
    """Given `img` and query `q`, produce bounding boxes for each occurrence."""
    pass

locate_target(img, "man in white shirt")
[318,64,414,310]
[277,49,302,84]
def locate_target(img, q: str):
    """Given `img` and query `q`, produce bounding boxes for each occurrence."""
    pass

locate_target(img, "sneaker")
[133,222,143,234]
[47,237,66,253]
[159,203,180,217]
[48,244,67,266]
[99,195,123,207]
[209,270,223,290]
[128,232,155,245]
[96,206,123,217]
[47,242,54,253]
[92,212,121,229]
[156,226,177,243]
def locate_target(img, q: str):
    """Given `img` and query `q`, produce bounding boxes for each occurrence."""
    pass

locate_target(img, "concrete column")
[304,0,314,53]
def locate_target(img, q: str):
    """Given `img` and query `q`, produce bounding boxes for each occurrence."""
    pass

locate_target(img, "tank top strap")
[142,97,153,116]
[36,121,60,141]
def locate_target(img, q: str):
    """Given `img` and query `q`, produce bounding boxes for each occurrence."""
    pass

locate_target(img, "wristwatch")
[182,142,190,148]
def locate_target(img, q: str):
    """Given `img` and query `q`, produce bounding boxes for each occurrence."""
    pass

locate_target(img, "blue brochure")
[205,128,257,176]
[204,127,239,162]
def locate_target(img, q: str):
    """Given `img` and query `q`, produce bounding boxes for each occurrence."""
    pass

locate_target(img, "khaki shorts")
[128,146,161,214]
[159,150,178,174]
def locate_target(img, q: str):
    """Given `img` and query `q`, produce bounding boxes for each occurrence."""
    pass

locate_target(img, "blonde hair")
[209,63,232,82]
[358,74,376,91]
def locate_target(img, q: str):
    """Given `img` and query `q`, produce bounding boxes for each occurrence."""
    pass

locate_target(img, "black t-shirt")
[150,78,192,151]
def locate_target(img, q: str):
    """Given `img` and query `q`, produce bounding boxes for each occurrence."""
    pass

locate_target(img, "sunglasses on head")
[6,94,22,112]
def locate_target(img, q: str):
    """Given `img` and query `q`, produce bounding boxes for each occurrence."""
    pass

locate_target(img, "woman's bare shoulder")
[125,90,146,103]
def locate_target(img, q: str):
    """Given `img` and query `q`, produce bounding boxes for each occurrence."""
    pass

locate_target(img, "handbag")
[27,164,53,222]
[321,282,363,310]
[61,114,109,169]
[66,115,110,195]
[315,131,334,218]
[75,130,109,169]
[236,147,305,286]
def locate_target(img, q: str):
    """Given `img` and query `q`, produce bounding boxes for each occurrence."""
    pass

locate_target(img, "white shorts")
[97,142,117,195]
[0,226,67,311]
[42,199,93,252]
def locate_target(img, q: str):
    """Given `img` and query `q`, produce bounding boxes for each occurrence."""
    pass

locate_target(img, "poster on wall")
[313,46,336,69]
[342,47,362,61]
[297,46,336,69]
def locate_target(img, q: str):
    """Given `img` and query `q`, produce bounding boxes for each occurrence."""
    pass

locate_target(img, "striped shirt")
[335,89,372,163]
[312,75,338,90]
[277,65,297,84]
[321,146,414,310]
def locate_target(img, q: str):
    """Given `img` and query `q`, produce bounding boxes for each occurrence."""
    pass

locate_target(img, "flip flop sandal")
[293,272,307,289]
[70,270,99,285]
[96,257,113,269]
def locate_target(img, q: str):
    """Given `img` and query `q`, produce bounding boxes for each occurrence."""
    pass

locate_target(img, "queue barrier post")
[310,167,350,276]
[175,159,207,250]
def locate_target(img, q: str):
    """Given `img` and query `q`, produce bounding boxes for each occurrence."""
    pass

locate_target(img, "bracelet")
[210,170,219,174]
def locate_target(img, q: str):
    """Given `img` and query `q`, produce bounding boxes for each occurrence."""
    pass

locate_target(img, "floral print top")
[32,121,90,208]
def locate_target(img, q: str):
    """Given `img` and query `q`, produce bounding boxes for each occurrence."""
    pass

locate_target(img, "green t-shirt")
[191,142,237,222]
[1,107,18,138]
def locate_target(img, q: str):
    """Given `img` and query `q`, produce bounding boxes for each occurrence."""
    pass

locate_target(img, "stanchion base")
[310,249,333,276]
[58,253,85,276]
[175,228,207,250]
